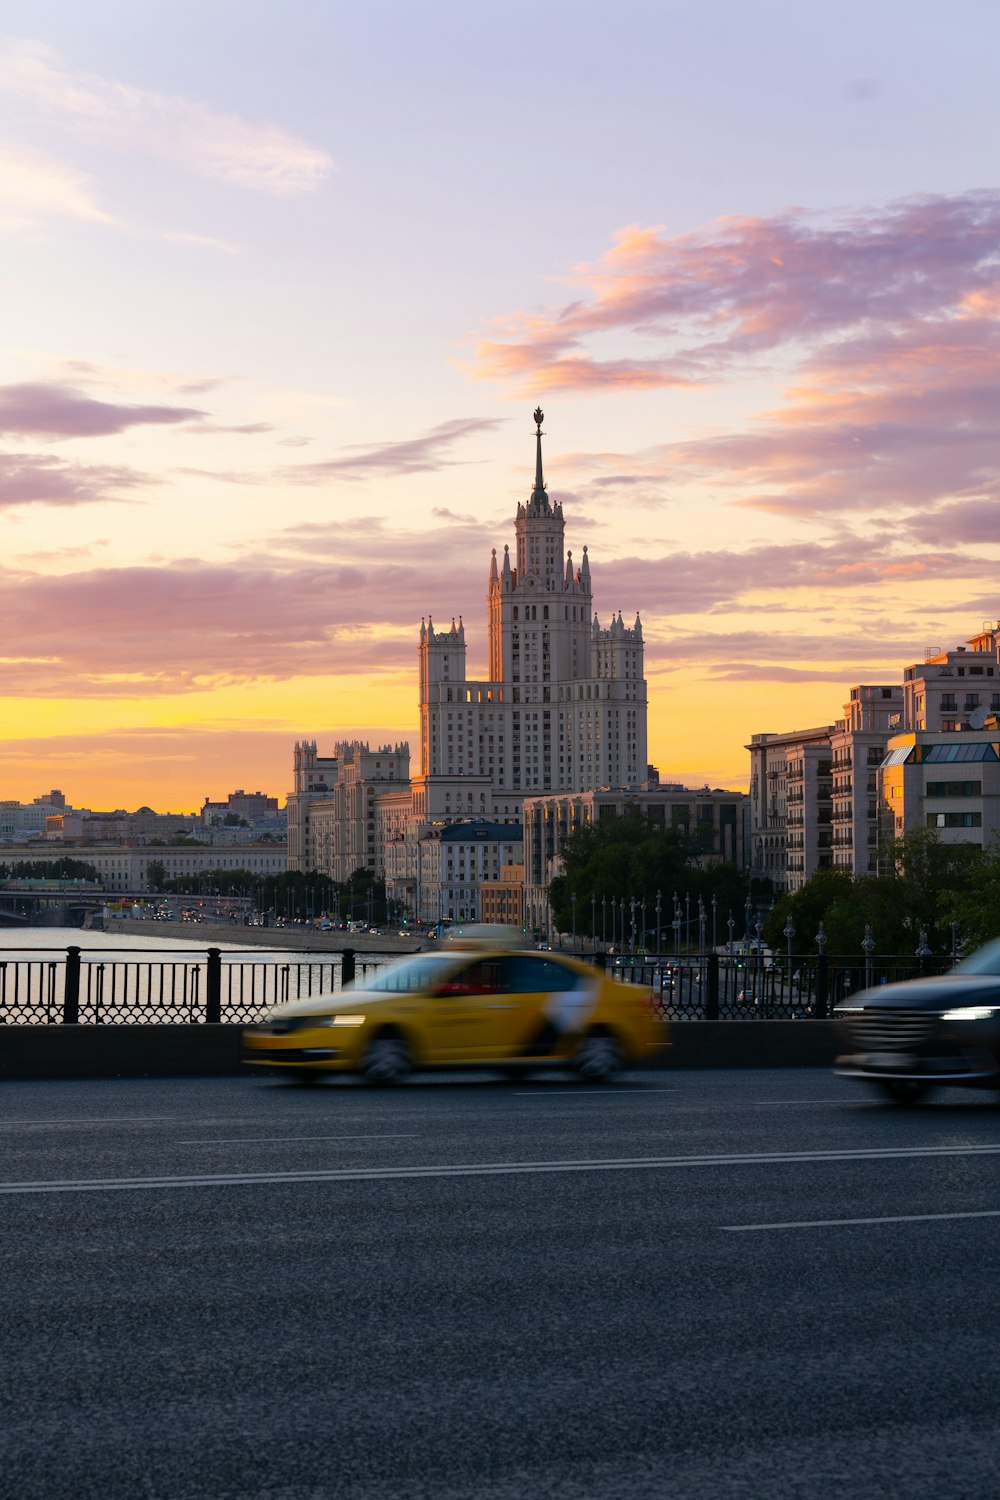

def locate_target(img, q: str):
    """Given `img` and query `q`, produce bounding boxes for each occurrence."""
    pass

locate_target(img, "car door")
[421,956,509,1061]
[487,955,603,1059]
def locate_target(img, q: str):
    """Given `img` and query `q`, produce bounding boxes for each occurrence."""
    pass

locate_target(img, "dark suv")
[834,939,1000,1104]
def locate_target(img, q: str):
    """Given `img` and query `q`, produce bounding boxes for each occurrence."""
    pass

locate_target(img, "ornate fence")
[609,950,952,1021]
[0,943,954,1026]
[0,947,393,1026]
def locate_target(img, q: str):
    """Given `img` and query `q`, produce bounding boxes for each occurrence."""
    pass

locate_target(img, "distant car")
[243,937,667,1086]
[834,939,1000,1103]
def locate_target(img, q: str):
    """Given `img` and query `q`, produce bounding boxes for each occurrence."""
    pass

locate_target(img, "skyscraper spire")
[532,406,546,497]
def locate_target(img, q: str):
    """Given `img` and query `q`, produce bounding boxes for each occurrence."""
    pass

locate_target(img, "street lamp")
[629,897,636,953]
[784,916,795,978]
[698,898,706,954]
[655,890,662,954]
[711,894,718,952]
[640,898,646,953]
[602,895,607,946]
[862,922,875,989]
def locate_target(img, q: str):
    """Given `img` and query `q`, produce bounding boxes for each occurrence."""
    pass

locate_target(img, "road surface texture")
[3,1067,1000,1499]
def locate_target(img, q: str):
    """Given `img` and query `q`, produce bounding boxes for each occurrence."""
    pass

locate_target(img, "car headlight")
[316,1014,366,1027]
[940,1006,1000,1022]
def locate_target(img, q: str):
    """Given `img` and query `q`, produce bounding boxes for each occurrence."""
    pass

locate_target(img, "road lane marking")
[0,1117,179,1128]
[5,1141,1000,1194]
[513,1088,675,1096]
[177,1134,417,1145]
[724,1209,1000,1232]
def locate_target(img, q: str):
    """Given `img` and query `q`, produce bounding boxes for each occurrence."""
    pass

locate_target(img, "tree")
[763,830,986,957]
[547,811,769,945]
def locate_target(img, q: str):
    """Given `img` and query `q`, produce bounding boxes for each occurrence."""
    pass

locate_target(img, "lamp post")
[862,923,875,989]
[698,898,706,954]
[602,895,607,946]
[640,898,646,953]
[712,894,718,952]
[727,912,735,956]
[629,897,636,954]
[784,916,795,995]
[655,890,662,954]
[685,892,691,952]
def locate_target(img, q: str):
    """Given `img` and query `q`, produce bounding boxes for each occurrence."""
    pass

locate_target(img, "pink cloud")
[0,382,205,439]
[0,453,150,507]
[472,193,1000,393]
[286,417,504,482]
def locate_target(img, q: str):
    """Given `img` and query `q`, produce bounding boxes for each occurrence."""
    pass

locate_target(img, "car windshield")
[345,953,461,994]
[953,938,1000,975]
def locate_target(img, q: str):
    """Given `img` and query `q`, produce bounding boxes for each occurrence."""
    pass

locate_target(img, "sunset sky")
[3,1,1000,812]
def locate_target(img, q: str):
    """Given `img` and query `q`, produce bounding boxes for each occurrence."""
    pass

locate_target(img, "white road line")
[5,1141,1000,1195]
[513,1088,675,1096]
[177,1134,417,1145]
[0,1117,179,1128]
[724,1209,1000,1232]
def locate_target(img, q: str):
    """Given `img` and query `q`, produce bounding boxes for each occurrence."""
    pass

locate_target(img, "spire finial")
[531,407,546,496]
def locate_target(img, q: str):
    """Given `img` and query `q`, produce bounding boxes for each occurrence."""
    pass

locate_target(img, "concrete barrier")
[0,1020,839,1081]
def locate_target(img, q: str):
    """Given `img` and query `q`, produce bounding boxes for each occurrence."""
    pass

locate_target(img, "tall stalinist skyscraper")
[410,408,648,825]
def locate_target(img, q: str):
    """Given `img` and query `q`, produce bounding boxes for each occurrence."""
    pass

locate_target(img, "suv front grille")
[848,1008,939,1049]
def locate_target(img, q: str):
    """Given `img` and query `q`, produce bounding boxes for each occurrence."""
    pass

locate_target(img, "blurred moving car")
[834,938,1000,1103]
[244,928,667,1085]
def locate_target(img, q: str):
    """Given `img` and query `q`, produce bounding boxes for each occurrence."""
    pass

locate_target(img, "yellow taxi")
[243,928,667,1084]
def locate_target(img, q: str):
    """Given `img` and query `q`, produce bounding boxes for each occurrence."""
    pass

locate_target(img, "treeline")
[150,864,391,924]
[548,811,771,941]
[764,829,998,957]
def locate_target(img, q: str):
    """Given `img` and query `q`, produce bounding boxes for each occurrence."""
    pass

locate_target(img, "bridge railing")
[0,945,955,1026]
[603,950,951,1019]
[0,947,393,1026]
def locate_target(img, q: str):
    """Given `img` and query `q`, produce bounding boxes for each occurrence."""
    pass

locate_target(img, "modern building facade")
[750,620,1000,891]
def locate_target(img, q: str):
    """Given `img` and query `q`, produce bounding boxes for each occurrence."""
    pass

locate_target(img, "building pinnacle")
[532,406,546,496]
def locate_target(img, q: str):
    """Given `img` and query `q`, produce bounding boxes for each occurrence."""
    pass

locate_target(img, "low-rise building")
[386,820,523,926]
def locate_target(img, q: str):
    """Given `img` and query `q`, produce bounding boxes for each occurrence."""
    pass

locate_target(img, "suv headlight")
[940,1006,1000,1022]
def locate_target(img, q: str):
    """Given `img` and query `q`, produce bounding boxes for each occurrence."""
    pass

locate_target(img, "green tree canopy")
[548,811,768,944]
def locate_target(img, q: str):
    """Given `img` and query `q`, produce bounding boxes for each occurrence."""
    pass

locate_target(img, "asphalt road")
[3,1067,1000,1500]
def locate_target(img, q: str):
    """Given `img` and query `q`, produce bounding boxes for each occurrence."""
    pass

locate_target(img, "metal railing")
[0,947,391,1026]
[604,950,952,1020]
[0,944,954,1026]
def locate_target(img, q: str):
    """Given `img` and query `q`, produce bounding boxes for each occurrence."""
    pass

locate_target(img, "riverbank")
[110,917,423,953]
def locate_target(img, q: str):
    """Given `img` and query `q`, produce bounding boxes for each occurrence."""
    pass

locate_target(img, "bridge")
[0,880,105,926]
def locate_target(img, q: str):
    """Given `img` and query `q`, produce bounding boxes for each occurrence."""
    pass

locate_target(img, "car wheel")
[360,1031,411,1086]
[878,1079,931,1106]
[573,1029,624,1083]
